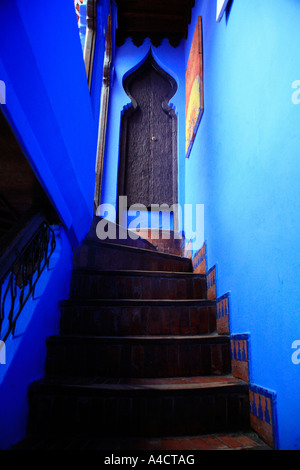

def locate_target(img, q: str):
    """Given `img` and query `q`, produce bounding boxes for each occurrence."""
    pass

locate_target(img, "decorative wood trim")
[84,0,98,90]
[94,4,113,210]
[115,0,195,48]
[191,241,207,274]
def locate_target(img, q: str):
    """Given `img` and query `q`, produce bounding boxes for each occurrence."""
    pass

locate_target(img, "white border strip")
[216,0,230,22]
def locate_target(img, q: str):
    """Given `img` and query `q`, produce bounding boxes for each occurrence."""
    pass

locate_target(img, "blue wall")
[0,0,99,244]
[185,0,300,450]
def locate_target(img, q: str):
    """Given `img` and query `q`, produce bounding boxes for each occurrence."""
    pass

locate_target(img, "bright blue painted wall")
[100,38,186,222]
[0,0,98,244]
[185,0,300,450]
[0,228,73,450]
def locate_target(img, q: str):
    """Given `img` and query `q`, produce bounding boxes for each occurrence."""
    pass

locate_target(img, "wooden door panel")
[118,53,178,211]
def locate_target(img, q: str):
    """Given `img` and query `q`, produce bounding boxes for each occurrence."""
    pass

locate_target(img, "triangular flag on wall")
[216,0,230,22]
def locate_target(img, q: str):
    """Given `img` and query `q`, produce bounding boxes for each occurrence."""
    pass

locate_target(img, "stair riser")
[60,304,216,336]
[27,389,250,438]
[73,243,192,273]
[46,340,231,378]
[70,273,206,300]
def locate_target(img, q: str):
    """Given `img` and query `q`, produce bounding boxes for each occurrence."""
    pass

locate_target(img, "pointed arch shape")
[122,51,178,116]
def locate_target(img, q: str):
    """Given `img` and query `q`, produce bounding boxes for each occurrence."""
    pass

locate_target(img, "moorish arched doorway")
[118,52,178,219]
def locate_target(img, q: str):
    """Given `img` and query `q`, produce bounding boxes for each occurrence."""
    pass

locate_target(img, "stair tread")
[48,333,229,343]
[86,216,158,251]
[31,375,247,392]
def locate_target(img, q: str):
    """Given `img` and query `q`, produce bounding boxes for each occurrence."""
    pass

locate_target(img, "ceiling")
[115,0,195,48]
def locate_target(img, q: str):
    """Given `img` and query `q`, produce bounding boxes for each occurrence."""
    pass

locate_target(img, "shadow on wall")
[225,0,235,23]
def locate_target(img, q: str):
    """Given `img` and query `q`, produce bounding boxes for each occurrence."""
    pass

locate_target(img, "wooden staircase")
[13,218,270,450]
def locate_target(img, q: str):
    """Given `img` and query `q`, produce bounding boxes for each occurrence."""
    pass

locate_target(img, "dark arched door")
[118,53,178,212]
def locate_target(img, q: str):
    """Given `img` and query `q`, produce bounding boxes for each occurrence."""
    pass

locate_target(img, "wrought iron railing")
[0,213,56,343]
